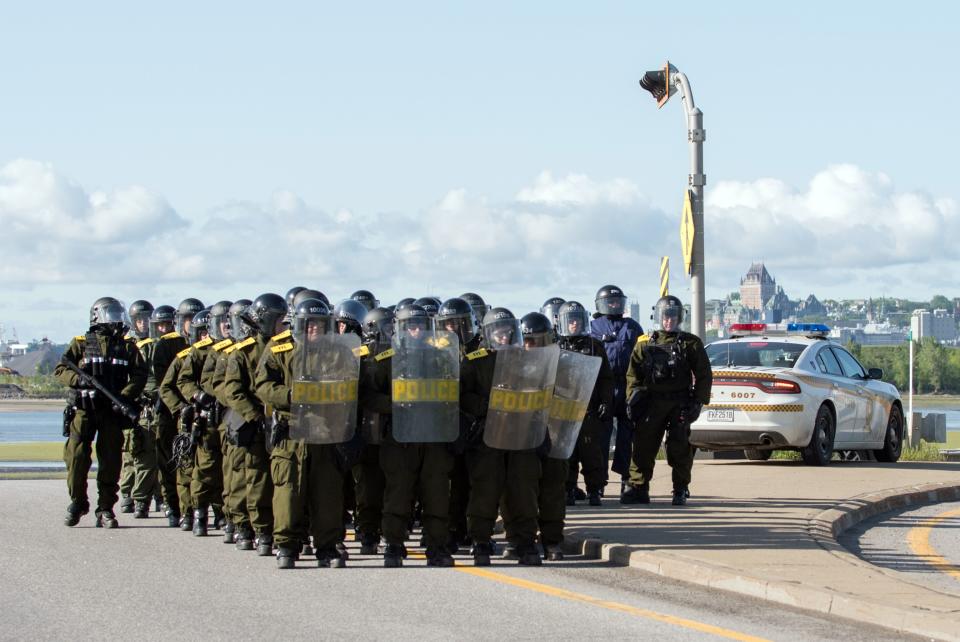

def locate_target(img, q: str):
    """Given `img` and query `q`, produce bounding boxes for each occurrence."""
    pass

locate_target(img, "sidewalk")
[563,459,960,641]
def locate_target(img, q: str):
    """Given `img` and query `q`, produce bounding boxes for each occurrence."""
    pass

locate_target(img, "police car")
[690,323,904,465]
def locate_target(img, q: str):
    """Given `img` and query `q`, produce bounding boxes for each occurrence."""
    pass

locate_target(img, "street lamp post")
[639,61,707,340]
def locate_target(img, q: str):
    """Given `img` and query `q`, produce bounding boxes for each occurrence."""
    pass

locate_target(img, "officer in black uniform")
[622,296,711,505]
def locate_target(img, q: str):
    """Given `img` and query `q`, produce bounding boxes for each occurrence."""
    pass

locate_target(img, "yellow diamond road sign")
[680,189,695,276]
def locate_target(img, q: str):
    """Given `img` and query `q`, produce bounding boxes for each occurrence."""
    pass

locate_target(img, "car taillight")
[759,379,801,394]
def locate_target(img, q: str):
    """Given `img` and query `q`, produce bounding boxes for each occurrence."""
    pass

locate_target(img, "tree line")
[850,340,960,394]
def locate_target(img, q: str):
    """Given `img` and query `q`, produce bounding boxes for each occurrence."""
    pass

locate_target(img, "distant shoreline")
[0,399,66,413]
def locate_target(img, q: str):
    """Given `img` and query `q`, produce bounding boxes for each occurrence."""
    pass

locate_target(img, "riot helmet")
[149,305,176,339]
[228,299,253,340]
[395,304,433,344]
[653,295,684,332]
[362,306,395,349]
[333,299,368,337]
[175,298,205,338]
[293,288,330,308]
[557,301,591,338]
[395,297,416,310]
[460,293,490,323]
[292,298,332,342]
[285,286,306,309]
[209,300,233,341]
[90,297,129,333]
[128,300,154,339]
[482,307,521,350]
[436,297,477,346]
[414,297,440,317]
[188,308,211,345]
[247,293,287,339]
[520,312,554,348]
[540,297,565,327]
[350,289,379,312]
[595,285,627,317]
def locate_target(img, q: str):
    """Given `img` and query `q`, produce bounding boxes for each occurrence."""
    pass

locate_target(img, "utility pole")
[639,61,706,340]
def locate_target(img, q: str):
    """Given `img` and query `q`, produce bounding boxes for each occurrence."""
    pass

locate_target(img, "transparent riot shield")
[546,350,602,459]
[483,344,560,450]
[290,333,361,444]
[360,409,385,445]
[391,330,460,443]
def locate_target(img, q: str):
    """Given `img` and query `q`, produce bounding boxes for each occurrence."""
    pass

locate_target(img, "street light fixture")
[639,60,707,340]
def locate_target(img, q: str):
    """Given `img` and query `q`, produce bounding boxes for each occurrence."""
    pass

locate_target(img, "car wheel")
[744,448,772,461]
[801,405,834,466]
[873,405,903,463]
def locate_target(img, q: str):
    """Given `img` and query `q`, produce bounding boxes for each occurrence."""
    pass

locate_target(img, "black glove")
[597,403,611,422]
[180,405,196,432]
[192,391,215,409]
[680,401,703,424]
[625,391,646,422]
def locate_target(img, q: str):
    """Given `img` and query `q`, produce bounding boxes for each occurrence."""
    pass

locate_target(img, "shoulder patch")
[135,338,153,349]
[212,339,233,352]
[466,348,489,361]
[637,334,651,344]
[271,342,294,354]
[194,337,213,349]
[161,331,181,340]
[374,348,395,362]
[353,345,371,358]
[271,329,291,341]
[74,335,86,342]
[177,347,192,359]
[233,337,256,351]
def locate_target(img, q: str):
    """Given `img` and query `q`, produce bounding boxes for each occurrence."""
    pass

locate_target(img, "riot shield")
[546,350,602,459]
[391,330,460,443]
[290,333,361,444]
[360,409,385,445]
[483,344,560,450]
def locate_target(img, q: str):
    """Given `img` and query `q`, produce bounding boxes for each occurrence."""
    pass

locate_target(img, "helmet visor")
[557,307,591,337]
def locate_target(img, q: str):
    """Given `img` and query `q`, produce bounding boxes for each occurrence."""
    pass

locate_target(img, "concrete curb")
[563,481,960,642]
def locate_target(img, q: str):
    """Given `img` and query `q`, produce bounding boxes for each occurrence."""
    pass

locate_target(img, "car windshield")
[706,341,806,368]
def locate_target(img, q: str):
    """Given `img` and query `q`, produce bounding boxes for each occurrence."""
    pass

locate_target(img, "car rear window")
[706,342,806,368]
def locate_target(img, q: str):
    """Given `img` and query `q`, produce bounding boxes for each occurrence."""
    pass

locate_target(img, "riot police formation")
[57,287,709,569]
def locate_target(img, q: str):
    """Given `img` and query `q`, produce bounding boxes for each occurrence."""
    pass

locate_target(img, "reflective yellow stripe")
[705,404,803,412]
[136,338,153,349]
[271,329,291,341]
[177,347,192,359]
[161,331,180,340]
[194,337,213,348]
[713,370,776,379]
[212,339,233,352]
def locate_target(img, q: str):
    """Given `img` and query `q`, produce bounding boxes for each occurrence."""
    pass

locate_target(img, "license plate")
[707,409,734,422]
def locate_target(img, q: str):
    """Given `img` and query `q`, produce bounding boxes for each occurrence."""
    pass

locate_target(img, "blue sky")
[1,2,957,341]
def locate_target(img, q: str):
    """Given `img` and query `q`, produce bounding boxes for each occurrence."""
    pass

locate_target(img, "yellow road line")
[906,507,960,581]
[454,565,769,641]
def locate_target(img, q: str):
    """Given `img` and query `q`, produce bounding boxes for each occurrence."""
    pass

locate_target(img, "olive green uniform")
[122,336,162,508]
[624,331,711,491]
[460,348,541,549]
[159,348,195,518]
[55,332,146,515]
[176,338,223,511]
[254,331,350,556]
[209,338,247,536]
[222,334,273,541]
[150,331,188,517]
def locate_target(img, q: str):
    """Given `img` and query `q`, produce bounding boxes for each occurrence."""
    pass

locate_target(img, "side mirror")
[867,367,883,380]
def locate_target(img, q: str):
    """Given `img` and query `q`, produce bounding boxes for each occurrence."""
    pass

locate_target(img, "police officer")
[120,299,154,513]
[590,285,643,494]
[557,301,614,507]
[56,297,147,527]
[622,296,711,505]
[540,297,565,340]
[350,289,379,312]
[459,293,490,329]
[333,299,370,527]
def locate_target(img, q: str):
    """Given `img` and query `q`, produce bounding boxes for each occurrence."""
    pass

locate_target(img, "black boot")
[672,487,690,506]
[501,542,519,560]
[211,505,226,530]
[588,490,602,506]
[222,521,236,544]
[256,532,274,556]
[574,487,587,501]
[517,543,543,566]
[426,546,455,567]
[471,541,493,567]
[179,511,194,532]
[317,546,347,568]
[95,510,118,529]
[166,510,181,528]
[544,544,564,561]
[119,496,134,514]
[64,501,88,527]
[359,533,380,555]
[154,496,164,513]
[565,488,577,506]
[133,501,149,519]
[235,526,255,551]
[276,546,298,569]
[620,484,650,505]
[192,506,208,536]
[383,543,405,568]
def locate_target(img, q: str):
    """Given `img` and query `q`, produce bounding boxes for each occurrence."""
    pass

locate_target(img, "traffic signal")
[639,61,676,108]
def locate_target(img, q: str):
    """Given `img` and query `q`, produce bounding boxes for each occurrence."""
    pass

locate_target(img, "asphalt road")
[0,480,923,641]
[841,499,960,596]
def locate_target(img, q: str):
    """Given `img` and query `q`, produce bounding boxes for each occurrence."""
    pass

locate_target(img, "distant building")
[739,263,777,311]
[911,309,958,344]
[831,324,908,346]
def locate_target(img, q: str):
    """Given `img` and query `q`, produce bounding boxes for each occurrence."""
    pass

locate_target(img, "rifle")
[60,357,140,424]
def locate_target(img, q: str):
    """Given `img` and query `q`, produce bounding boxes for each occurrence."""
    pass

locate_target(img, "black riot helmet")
[149,305,176,339]
[350,289,379,312]
[209,300,233,341]
[128,300,154,339]
[395,297,416,310]
[333,299,368,337]
[293,288,330,308]
[414,297,440,317]
[228,299,253,340]
[540,297,565,327]
[595,285,627,317]
[90,297,128,333]
[460,293,490,323]
[285,286,306,309]
[189,308,211,345]
[292,298,332,342]
[247,293,287,339]
[362,306,395,349]
[557,301,591,337]
[175,298,205,338]
[482,307,521,350]
[395,304,433,344]
[653,295,684,331]
[521,312,554,348]
[436,297,477,346]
